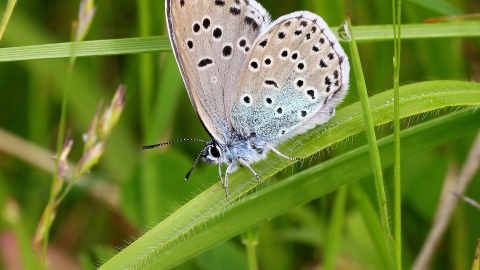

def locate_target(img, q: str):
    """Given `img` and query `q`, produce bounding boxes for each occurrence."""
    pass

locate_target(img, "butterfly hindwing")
[166,0,271,142]
[230,11,350,144]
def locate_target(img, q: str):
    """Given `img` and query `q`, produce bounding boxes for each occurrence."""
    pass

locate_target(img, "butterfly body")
[148,0,350,199]
[201,134,267,171]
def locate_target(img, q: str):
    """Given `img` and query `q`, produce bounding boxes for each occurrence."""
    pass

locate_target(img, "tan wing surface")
[166,0,271,142]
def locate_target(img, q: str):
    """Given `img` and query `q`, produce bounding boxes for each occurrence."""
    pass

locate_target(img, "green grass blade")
[140,108,480,270]
[324,186,348,270]
[350,182,392,269]
[0,36,171,62]
[99,80,480,269]
[392,0,403,268]
[404,0,461,15]
[241,228,259,270]
[1,22,479,62]
[0,0,17,40]
[347,15,396,268]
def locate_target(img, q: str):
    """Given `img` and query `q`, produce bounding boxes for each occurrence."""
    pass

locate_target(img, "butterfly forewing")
[166,0,271,142]
[230,11,350,143]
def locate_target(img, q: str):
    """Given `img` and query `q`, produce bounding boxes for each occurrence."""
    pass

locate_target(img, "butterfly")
[143,0,350,200]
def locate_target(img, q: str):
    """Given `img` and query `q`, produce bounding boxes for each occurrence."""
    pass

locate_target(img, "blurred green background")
[0,0,479,269]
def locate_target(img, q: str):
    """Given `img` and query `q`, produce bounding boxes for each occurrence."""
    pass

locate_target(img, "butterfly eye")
[208,145,221,159]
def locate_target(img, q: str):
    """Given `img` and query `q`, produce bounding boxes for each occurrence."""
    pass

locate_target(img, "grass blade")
[99,80,480,269]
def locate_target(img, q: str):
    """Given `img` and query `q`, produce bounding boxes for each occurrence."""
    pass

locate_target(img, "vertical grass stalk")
[392,0,402,269]
[32,1,97,267]
[324,186,348,270]
[0,0,17,40]
[38,42,78,270]
[345,15,397,268]
[242,228,259,270]
[137,0,159,226]
[137,0,154,132]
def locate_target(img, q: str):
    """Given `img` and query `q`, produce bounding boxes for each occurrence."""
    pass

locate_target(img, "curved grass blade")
[99,80,480,269]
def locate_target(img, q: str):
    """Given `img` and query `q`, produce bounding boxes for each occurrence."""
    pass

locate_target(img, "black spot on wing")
[333,70,339,79]
[193,23,200,33]
[222,45,232,57]
[244,16,260,31]
[320,60,328,68]
[203,18,210,29]
[296,79,304,87]
[230,7,241,15]
[198,58,214,68]
[259,39,268,47]
[325,76,332,85]
[265,80,279,88]
[307,89,315,99]
[213,28,222,39]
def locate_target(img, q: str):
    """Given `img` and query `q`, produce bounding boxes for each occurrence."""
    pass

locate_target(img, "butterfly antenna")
[141,138,208,149]
[184,149,205,180]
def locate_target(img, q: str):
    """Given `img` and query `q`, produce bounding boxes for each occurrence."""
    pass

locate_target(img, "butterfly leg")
[218,165,225,187]
[223,163,237,201]
[266,143,301,161]
[238,157,261,185]
[218,165,229,200]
